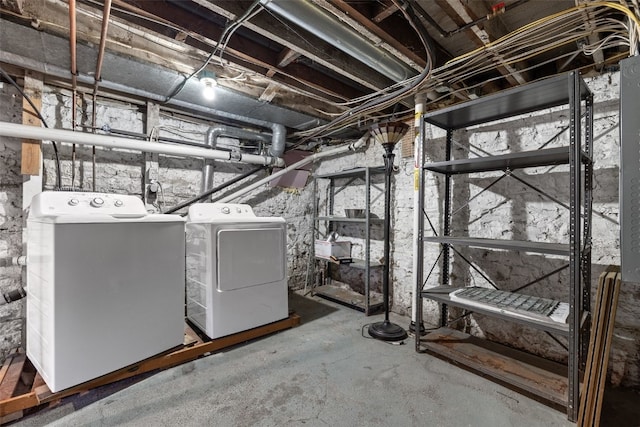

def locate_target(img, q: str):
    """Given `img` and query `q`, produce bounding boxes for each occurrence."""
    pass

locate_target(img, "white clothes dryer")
[186,203,287,339]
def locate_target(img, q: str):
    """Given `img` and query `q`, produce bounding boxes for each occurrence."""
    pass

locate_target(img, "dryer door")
[216,226,285,291]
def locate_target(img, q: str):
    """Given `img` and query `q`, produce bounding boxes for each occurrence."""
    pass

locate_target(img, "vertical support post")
[365,167,371,314]
[441,129,453,327]
[309,177,319,295]
[21,70,44,236]
[144,102,160,208]
[412,92,426,337]
[21,71,43,177]
[582,91,594,367]
[568,71,582,422]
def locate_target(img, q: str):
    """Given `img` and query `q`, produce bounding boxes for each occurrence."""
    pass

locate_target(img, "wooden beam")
[21,71,43,176]
[259,83,279,103]
[372,2,398,23]
[277,48,301,68]
[438,0,528,86]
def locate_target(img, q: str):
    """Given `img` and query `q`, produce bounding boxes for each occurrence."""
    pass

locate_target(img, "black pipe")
[164,165,266,214]
[2,288,26,305]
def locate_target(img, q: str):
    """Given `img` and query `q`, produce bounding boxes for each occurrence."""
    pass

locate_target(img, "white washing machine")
[186,203,288,339]
[26,191,185,392]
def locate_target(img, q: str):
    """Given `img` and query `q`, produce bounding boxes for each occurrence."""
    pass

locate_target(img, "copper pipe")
[69,0,77,87]
[92,0,113,191]
[93,0,112,91]
[69,0,77,189]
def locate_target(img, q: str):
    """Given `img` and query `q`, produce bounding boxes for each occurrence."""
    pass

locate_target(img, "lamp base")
[368,320,408,342]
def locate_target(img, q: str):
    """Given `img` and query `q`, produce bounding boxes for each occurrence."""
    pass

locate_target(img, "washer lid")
[28,191,184,223]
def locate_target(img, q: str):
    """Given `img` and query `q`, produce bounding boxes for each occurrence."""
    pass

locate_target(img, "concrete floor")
[12,292,640,427]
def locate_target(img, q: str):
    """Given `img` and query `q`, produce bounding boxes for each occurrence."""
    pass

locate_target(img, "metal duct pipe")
[269,123,286,157]
[202,125,273,196]
[0,122,285,167]
[0,47,315,139]
[202,124,285,198]
[217,132,369,203]
[259,0,414,82]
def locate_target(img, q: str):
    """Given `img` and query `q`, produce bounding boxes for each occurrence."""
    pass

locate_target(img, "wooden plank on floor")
[35,313,300,405]
[30,373,46,393]
[423,327,568,406]
[593,271,621,427]
[184,324,204,346]
[0,355,15,386]
[0,354,26,401]
[578,267,621,427]
[578,269,614,425]
[0,313,300,419]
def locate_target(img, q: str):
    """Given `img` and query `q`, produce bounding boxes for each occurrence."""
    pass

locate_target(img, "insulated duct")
[0,122,285,167]
[259,0,415,82]
[202,124,286,196]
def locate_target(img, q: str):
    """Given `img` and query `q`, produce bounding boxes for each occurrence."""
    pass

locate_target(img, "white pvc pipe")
[0,122,285,167]
[412,92,427,333]
[217,133,369,203]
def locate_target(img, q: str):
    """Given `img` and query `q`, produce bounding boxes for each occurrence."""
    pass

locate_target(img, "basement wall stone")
[0,82,25,361]
[0,71,638,388]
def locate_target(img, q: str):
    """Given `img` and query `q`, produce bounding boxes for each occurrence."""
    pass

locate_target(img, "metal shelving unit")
[415,72,593,421]
[311,167,385,315]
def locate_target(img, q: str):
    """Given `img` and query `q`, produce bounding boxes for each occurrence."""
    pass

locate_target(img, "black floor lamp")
[367,121,409,342]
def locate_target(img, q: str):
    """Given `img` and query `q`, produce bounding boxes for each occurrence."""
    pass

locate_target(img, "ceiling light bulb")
[202,79,216,100]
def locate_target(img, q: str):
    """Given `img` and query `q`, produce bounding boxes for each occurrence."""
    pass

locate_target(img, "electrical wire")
[290,0,436,145]
[291,1,639,142]
[0,66,62,189]
[162,0,263,104]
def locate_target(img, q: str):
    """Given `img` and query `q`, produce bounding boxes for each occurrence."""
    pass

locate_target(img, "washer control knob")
[114,199,124,207]
[236,207,242,213]
[90,197,105,208]
[221,206,230,214]
[68,198,79,206]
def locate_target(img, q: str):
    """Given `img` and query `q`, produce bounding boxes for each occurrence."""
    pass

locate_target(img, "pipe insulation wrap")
[0,122,285,167]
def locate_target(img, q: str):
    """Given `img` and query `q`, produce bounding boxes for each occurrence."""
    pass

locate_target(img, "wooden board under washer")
[0,313,300,424]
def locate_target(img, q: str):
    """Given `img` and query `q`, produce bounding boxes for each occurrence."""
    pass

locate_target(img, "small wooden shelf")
[315,257,383,269]
[421,327,568,406]
[314,284,383,313]
[316,216,383,223]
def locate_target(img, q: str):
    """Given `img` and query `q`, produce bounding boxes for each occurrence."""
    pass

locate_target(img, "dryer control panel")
[30,191,147,218]
[187,203,256,221]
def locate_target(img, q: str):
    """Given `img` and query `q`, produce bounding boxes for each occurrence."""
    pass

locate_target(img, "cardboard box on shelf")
[314,240,351,258]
